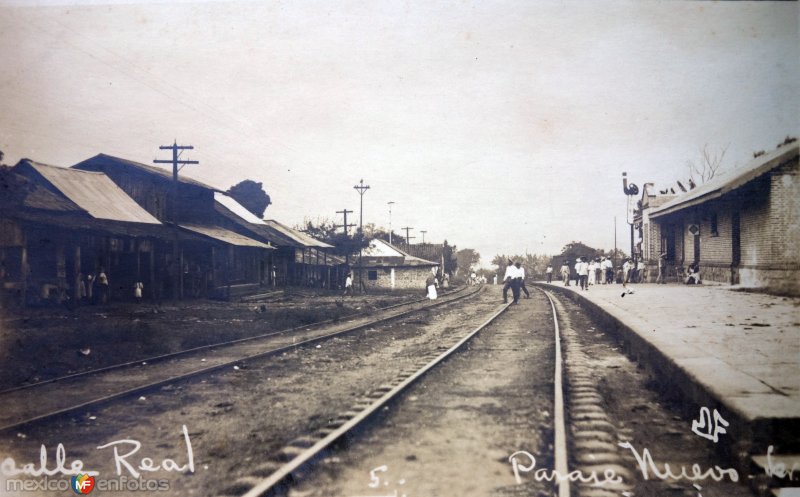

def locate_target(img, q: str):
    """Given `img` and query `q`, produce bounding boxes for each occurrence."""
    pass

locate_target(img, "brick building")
[638,142,798,295]
[353,239,438,291]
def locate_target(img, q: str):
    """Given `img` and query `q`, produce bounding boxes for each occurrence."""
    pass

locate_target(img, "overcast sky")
[0,1,797,266]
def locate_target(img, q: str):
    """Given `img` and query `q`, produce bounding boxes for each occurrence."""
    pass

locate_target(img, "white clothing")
[427,284,438,300]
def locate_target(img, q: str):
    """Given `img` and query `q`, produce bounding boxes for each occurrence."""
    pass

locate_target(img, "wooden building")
[72,154,273,299]
[1,161,170,306]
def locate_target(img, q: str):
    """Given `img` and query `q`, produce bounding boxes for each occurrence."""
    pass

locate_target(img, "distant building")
[353,239,438,291]
[214,197,340,288]
[638,142,798,295]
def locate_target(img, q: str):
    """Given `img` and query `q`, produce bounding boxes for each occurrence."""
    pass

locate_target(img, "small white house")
[353,239,438,290]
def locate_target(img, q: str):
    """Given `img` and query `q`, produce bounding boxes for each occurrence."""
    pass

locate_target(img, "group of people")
[549,253,702,289]
[502,259,530,304]
[555,257,616,290]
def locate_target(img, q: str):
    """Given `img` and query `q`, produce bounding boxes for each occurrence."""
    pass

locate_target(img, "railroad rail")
[0,285,472,397]
[0,285,482,432]
[214,288,572,497]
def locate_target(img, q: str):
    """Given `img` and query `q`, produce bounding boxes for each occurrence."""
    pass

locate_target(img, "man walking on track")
[502,259,515,303]
[515,261,530,299]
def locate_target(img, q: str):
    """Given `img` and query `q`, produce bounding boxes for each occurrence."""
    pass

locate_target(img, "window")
[710,212,719,237]
[368,270,378,280]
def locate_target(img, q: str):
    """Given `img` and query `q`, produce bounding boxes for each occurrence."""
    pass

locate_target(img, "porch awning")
[179,224,274,249]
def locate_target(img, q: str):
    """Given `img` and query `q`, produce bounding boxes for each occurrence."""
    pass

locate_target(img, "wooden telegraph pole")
[353,179,370,292]
[402,226,415,246]
[154,141,198,300]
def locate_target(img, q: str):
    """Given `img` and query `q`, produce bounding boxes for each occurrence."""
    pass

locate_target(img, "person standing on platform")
[656,252,668,284]
[560,261,570,286]
[602,257,612,284]
[588,259,597,286]
[546,264,553,283]
[578,258,590,290]
[623,259,633,284]
[515,261,530,299]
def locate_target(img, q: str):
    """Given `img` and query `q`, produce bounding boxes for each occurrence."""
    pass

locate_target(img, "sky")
[0,0,797,267]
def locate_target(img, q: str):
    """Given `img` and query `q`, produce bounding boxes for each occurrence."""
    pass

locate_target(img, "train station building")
[636,141,799,295]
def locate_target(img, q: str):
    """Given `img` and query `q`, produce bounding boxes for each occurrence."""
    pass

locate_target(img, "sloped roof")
[73,153,220,191]
[15,160,161,224]
[650,143,799,219]
[358,238,438,267]
[179,224,273,248]
[214,193,265,224]
[262,220,333,249]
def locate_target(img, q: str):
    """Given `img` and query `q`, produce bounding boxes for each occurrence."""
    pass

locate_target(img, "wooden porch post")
[73,243,81,304]
[149,244,155,301]
[20,234,28,307]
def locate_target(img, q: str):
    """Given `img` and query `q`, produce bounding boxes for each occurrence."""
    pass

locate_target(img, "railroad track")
[209,288,575,497]
[0,285,470,397]
[0,285,482,432]
[218,289,630,497]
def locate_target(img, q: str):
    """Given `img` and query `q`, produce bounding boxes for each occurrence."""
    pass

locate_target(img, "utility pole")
[155,141,199,185]
[353,179,370,232]
[420,230,427,244]
[353,179,370,292]
[154,141,198,300]
[402,226,415,246]
[387,201,395,244]
[335,209,355,266]
[335,209,355,236]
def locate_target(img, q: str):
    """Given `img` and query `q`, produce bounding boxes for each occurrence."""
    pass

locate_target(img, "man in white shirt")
[502,259,515,303]
[515,261,530,299]
[578,258,590,290]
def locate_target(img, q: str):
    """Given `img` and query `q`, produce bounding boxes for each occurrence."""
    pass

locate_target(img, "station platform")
[534,280,799,454]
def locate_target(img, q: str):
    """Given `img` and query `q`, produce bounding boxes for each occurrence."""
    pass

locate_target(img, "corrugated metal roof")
[179,224,273,248]
[358,239,438,267]
[73,154,221,191]
[16,160,162,224]
[214,193,265,224]
[263,220,333,249]
[15,211,173,238]
[650,143,799,219]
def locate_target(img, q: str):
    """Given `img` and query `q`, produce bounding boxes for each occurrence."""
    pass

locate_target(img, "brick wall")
[648,155,798,294]
[770,166,800,265]
[359,266,433,291]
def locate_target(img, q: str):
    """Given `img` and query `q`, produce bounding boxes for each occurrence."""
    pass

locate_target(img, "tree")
[456,249,480,273]
[361,222,403,246]
[297,218,369,260]
[228,180,271,218]
[442,240,457,276]
[687,144,727,185]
